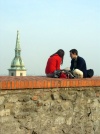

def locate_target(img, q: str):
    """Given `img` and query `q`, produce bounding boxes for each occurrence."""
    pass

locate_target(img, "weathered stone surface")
[0,122,20,134]
[0,115,15,123]
[0,87,100,134]
[51,93,59,100]
[5,102,14,108]
[41,93,50,101]
[60,93,68,100]
[8,95,18,102]
[18,95,31,102]
[0,109,10,117]
[14,112,30,119]
[0,96,5,105]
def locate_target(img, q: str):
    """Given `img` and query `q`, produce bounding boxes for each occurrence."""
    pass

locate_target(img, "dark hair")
[50,49,65,64]
[69,49,78,55]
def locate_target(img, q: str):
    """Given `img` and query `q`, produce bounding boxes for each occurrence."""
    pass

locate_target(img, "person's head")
[69,49,78,59]
[51,49,65,64]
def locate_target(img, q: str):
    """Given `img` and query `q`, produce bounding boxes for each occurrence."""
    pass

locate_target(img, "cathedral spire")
[8,31,26,76]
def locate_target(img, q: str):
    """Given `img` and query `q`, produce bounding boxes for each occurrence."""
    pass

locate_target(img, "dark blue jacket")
[70,56,87,78]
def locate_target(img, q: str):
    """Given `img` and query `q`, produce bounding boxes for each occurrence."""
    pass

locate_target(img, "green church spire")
[9,31,26,71]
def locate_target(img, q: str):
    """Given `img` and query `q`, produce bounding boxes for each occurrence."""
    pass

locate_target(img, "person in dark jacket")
[69,49,87,78]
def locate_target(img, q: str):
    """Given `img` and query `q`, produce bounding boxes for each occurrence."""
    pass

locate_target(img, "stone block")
[0,115,15,123]
[0,96,5,105]
[54,116,65,125]
[51,93,59,100]
[32,96,38,101]
[18,95,31,102]
[14,112,30,119]
[60,93,68,100]
[8,95,18,103]
[0,109,10,117]
[0,122,20,134]
[5,102,14,109]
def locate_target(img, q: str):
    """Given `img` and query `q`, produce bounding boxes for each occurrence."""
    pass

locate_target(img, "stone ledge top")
[0,76,100,90]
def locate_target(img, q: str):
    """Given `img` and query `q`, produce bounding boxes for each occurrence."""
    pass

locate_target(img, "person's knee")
[73,69,83,78]
[73,69,79,73]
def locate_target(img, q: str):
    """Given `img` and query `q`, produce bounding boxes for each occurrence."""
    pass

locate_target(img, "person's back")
[45,54,61,74]
[45,49,65,77]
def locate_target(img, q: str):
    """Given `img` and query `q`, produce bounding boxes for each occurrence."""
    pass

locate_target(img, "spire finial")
[15,30,21,50]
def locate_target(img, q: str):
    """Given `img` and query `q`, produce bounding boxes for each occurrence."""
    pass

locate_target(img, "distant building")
[8,31,26,76]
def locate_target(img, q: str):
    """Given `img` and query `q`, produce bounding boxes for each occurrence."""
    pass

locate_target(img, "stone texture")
[0,87,100,134]
[8,95,18,102]
[0,96,5,105]
[0,109,10,117]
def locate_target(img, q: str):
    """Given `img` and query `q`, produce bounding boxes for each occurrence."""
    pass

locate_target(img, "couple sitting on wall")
[45,49,94,78]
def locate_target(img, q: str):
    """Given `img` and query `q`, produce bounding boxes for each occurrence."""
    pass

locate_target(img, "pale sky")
[0,0,100,76]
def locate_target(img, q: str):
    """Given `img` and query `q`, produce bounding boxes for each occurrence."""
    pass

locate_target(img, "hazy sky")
[0,0,100,76]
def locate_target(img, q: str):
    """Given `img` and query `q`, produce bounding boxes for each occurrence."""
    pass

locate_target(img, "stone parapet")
[0,76,100,89]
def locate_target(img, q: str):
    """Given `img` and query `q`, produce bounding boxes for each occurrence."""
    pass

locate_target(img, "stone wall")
[0,87,100,134]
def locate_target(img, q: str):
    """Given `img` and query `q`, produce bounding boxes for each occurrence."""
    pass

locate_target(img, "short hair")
[69,49,78,55]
